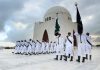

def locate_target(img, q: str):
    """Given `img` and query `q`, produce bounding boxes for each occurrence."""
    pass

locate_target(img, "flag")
[55,18,60,36]
[75,4,83,43]
[76,5,83,35]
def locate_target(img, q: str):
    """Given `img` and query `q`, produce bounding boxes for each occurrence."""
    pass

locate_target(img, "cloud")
[5,22,34,42]
[0,0,27,31]
[0,0,100,42]
[0,32,7,41]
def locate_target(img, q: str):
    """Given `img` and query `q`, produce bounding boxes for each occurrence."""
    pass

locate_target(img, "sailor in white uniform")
[64,32,73,61]
[35,40,40,55]
[52,42,55,53]
[17,41,21,54]
[50,41,53,53]
[21,40,25,54]
[19,40,24,54]
[44,42,46,54]
[24,41,29,55]
[38,42,42,54]
[74,32,86,62]
[46,42,49,54]
[54,33,64,60]
[41,41,46,54]
[31,40,36,54]
[85,32,92,60]
[53,42,57,53]
[14,41,19,54]
[27,39,32,55]
[22,40,27,54]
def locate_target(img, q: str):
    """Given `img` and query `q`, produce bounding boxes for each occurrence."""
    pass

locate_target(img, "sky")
[0,0,100,43]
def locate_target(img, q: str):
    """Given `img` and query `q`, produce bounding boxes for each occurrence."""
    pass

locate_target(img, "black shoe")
[54,55,58,60]
[64,56,67,61]
[90,55,92,60]
[25,54,28,55]
[82,57,85,63]
[60,55,62,60]
[68,54,70,58]
[29,53,32,55]
[86,54,88,59]
[76,56,80,62]
[70,56,73,61]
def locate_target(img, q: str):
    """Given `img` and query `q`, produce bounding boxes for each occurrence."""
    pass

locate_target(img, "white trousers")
[56,44,64,55]
[35,46,39,53]
[27,45,32,53]
[77,43,86,57]
[65,46,73,56]
[85,44,91,55]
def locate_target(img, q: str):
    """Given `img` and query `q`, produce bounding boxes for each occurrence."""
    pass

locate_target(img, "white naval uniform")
[65,36,73,56]
[56,36,64,55]
[38,43,42,53]
[14,42,19,53]
[41,42,46,53]
[20,42,24,54]
[53,42,57,52]
[35,41,40,53]
[31,42,35,53]
[45,42,49,53]
[17,42,20,53]
[50,42,53,53]
[46,42,50,53]
[44,42,46,53]
[85,36,92,55]
[22,43,27,54]
[19,42,23,53]
[75,32,86,57]
[25,42,29,54]
[27,42,32,54]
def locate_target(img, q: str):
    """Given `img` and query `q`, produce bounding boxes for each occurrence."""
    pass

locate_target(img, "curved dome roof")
[44,6,72,20]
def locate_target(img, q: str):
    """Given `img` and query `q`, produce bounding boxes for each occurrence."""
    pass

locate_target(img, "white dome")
[44,6,72,21]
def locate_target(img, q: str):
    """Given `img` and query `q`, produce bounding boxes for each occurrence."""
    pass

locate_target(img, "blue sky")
[0,0,100,42]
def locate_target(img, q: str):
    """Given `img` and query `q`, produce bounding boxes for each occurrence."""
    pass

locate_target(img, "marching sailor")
[53,42,57,53]
[75,32,86,63]
[25,41,29,55]
[64,32,73,61]
[41,41,46,54]
[54,33,64,60]
[85,32,92,60]
[21,40,25,54]
[22,40,27,54]
[35,40,40,55]
[20,40,24,54]
[14,41,19,54]
[27,39,32,55]
[31,40,36,54]
[50,41,53,53]
[46,42,49,54]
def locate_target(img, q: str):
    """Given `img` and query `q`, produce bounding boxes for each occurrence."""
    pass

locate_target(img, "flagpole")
[75,2,83,43]
[56,12,59,18]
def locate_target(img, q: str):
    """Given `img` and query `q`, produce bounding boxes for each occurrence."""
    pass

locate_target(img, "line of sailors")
[54,32,92,63]
[13,32,92,63]
[14,39,57,55]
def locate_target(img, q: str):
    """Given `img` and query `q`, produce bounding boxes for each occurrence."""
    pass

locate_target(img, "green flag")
[55,18,60,36]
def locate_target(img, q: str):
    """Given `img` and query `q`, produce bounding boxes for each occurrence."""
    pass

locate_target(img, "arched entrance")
[42,29,49,42]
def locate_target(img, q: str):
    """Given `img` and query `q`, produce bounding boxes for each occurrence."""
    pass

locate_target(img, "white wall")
[33,7,77,42]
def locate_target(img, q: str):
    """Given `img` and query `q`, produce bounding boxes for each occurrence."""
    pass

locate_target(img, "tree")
[55,18,60,36]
